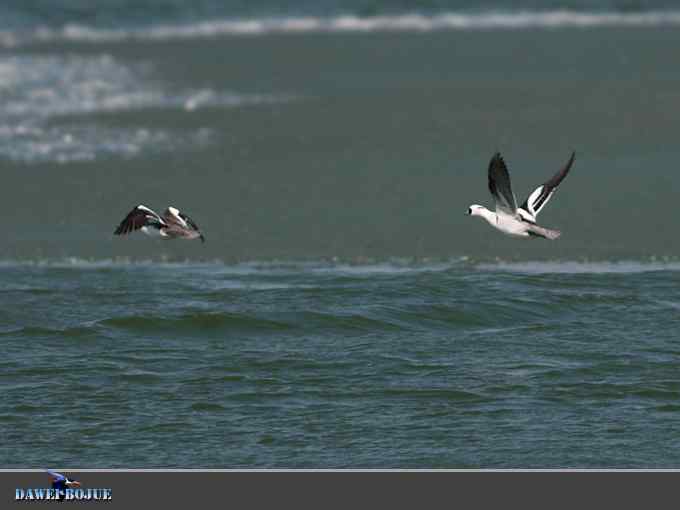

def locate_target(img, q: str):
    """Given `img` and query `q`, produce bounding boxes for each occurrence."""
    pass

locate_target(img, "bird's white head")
[467,204,489,217]
[167,206,180,217]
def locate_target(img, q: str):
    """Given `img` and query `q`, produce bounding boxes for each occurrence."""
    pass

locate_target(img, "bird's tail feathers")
[529,225,561,240]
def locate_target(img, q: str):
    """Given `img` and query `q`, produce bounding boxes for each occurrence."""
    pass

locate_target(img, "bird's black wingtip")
[489,151,506,168]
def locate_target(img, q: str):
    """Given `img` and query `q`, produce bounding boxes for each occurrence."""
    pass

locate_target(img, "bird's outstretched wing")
[180,213,205,243]
[519,152,575,222]
[164,207,205,243]
[114,205,166,236]
[488,152,518,214]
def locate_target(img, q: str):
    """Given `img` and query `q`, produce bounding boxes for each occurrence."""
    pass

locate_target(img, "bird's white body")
[140,225,167,238]
[469,205,532,238]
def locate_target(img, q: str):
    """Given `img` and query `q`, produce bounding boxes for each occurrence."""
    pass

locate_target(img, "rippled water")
[2,260,680,468]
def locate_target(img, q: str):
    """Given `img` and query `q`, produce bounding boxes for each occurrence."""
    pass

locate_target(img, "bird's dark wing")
[519,152,575,220]
[488,152,518,214]
[178,212,200,232]
[113,205,165,236]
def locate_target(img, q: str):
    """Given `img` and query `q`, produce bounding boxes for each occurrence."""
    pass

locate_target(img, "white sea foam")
[310,262,457,276]
[0,257,462,274]
[210,281,318,290]
[0,55,290,163]
[477,260,680,275]
[0,126,217,163]
[0,55,287,118]
[3,10,680,46]
[5,257,680,275]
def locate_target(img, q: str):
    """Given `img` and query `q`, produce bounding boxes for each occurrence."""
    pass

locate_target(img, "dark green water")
[2,1,680,468]
[3,260,680,467]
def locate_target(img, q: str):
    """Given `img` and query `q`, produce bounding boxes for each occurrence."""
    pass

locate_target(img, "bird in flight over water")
[467,152,575,240]
[114,205,205,242]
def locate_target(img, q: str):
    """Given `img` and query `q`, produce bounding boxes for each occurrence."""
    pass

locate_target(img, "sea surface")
[2,0,680,468]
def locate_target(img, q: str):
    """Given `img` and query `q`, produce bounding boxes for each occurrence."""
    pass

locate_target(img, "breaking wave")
[0,54,291,163]
[476,260,680,274]
[4,256,680,275]
[3,10,680,46]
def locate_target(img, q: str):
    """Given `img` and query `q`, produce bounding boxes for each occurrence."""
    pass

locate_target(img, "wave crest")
[476,260,680,274]
[4,10,680,46]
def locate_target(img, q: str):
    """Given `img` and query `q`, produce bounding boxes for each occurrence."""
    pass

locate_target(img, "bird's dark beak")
[200,234,205,243]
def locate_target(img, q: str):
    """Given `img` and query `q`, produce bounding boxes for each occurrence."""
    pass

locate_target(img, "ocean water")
[3,259,680,468]
[2,0,680,468]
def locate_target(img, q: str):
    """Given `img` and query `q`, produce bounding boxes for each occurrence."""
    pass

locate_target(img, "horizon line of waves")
[380,387,490,403]
[5,256,680,275]
[1,308,451,338]
[476,260,680,275]
[0,314,293,338]
[0,324,99,339]
[100,310,413,335]
[4,10,680,46]
[0,257,467,275]
[99,312,294,334]
[367,300,534,331]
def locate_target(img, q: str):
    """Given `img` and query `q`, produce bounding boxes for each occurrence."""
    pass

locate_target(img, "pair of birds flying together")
[114,204,205,242]
[113,152,575,243]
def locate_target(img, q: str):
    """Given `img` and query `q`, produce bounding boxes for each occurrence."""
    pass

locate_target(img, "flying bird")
[467,152,575,239]
[114,205,205,242]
